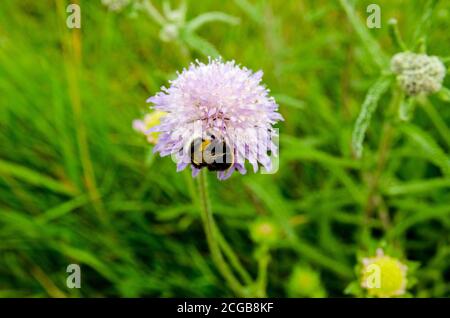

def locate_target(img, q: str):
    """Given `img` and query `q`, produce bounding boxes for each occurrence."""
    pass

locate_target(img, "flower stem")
[419,98,450,149]
[388,19,408,51]
[142,0,166,26]
[215,226,253,285]
[255,245,270,297]
[197,170,246,296]
[362,88,401,244]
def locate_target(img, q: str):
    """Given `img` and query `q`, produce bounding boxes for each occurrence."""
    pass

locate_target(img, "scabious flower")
[147,58,283,180]
[360,248,408,298]
[133,110,166,144]
[391,52,446,96]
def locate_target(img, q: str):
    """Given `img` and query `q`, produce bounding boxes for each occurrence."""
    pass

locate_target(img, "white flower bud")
[159,24,179,42]
[101,0,130,12]
[391,52,446,96]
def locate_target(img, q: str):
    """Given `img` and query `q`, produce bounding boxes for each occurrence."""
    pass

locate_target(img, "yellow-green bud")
[249,219,279,246]
[287,265,326,298]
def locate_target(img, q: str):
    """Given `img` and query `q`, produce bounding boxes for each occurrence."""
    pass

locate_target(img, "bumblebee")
[190,132,234,172]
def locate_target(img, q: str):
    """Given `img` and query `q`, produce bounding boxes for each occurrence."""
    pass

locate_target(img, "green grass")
[0,0,449,297]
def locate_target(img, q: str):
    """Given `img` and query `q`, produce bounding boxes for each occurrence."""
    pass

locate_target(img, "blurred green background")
[0,0,449,297]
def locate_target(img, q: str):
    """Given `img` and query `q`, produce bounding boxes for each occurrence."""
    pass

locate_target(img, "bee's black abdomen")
[204,141,233,171]
[206,161,233,171]
[189,133,234,172]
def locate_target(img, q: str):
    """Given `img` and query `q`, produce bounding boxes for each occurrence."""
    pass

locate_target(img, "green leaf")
[233,0,263,24]
[384,178,450,196]
[388,18,408,51]
[413,0,440,49]
[245,181,353,278]
[185,12,240,32]
[37,195,90,224]
[389,205,450,237]
[351,76,393,158]
[273,94,305,110]
[401,124,450,176]
[57,244,119,282]
[419,98,450,148]
[0,159,77,196]
[437,87,450,102]
[398,97,416,121]
[182,32,220,58]
[338,0,388,69]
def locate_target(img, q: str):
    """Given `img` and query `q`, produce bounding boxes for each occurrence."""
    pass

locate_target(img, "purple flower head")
[147,57,283,180]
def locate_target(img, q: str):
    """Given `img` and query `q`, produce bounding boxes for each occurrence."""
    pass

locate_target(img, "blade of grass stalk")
[50,75,81,188]
[185,12,240,32]
[233,0,263,24]
[182,31,220,58]
[293,189,355,213]
[437,87,450,102]
[141,0,166,26]
[245,181,353,278]
[0,209,41,235]
[412,0,440,49]
[55,0,107,223]
[338,0,388,69]
[30,265,67,298]
[389,205,450,237]
[388,18,407,51]
[351,76,393,158]
[56,243,119,282]
[400,124,450,176]
[327,166,366,204]
[282,138,361,168]
[273,93,305,110]
[37,195,90,224]
[419,98,450,148]
[383,178,450,196]
[0,159,77,196]
[155,204,196,221]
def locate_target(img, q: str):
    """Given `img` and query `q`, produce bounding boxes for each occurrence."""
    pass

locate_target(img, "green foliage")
[351,76,393,158]
[0,0,449,298]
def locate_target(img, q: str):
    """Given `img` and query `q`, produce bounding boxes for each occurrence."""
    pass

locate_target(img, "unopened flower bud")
[391,52,446,96]
[102,0,131,12]
[249,219,280,246]
[287,265,326,298]
[133,110,166,144]
[159,24,179,42]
